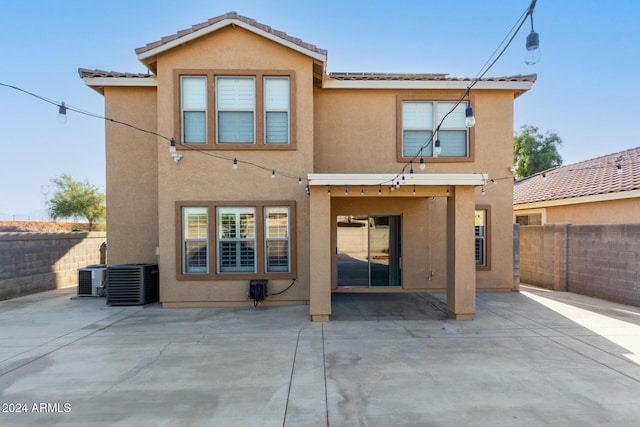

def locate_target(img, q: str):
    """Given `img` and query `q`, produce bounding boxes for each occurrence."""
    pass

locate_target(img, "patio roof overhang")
[307,173,488,186]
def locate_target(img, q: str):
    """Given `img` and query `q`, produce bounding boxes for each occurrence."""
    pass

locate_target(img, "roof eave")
[308,173,487,186]
[136,18,327,72]
[81,77,158,95]
[321,78,534,91]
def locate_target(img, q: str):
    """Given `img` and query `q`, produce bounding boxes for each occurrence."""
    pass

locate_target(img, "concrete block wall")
[0,232,107,300]
[520,224,640,307]
[567,224,640,306]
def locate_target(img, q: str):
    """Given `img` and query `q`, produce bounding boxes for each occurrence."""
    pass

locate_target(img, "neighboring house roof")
[514,147,640,206]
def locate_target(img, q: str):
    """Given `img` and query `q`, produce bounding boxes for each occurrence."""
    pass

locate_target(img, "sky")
[1,0,639,219]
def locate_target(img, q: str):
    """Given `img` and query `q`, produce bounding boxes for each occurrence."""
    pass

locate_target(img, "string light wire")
[377,0,538,189]
[1,0,538,192]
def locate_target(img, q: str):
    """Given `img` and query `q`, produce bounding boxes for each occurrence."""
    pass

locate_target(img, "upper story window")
[264,77,290,144]
[216,77,256,144]
[181,77,207,144]
[176,71,296,150]
[397,97,473,161]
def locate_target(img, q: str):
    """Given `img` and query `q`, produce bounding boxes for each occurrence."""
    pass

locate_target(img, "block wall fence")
[0,232,107,301]
[519,224,640,307]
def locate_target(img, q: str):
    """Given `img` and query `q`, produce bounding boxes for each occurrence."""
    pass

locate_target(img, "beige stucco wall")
[104,87,159,265]
[100,26,523,310]
[153,27,314,306]
[313,89,517,291]
[545,198,640,224]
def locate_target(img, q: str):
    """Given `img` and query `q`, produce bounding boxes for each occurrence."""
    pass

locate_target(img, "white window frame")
[181,76,208,144]
[264,206,291,273]
[216,77,256,144]
[401,101,469,158]
[264,77,290,144]
[216,207,257,273]
[182,207,209,274]
[475,209,487,267]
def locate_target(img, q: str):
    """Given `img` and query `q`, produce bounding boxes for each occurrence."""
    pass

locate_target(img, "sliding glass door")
[337,215,401,288]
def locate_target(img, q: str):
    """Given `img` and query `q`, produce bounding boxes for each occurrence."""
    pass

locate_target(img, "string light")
[57,102,67,124]
[371,0,538,191]
[412,185,416,195]
[298,177,302,184]
[378,185,382,195]
[0,82,312,191]
[434,137,441,157]
[360,185,364,196]
[409,161,414,176]
[446,186,451,197]
[2,1,539,197]
[232,158,238,169]
[344,185,348,196]
[327,185,331,195]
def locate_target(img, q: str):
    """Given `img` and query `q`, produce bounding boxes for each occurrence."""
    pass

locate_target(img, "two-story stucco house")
[79,12,535,321]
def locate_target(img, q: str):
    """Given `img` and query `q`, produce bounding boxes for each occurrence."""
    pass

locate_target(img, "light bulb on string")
[525,13,540,65]
[344,185,348,196]
[412,185,416,195]
[232,158,238,169]
[360,185,364,196]
[271,170,276,179]
[434,138,441,157]
[419,156,426,170]
[298,177,302,184]
[58,102,67,124]
[378,185,382,196]
[465,92,475,128]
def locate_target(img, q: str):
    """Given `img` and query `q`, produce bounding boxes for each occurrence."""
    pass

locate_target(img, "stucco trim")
[513,188,640,210]
[308,173,487,186]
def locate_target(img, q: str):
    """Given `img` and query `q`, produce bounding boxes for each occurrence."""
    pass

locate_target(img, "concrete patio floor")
[1,285,639,426]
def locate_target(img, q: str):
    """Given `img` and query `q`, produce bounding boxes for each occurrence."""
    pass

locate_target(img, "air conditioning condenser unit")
[78,264,107,297]
[106,264,159,306]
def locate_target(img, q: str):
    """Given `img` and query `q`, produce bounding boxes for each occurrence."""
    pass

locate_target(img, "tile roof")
[329,73,537,83]
[78,68,153,79]
[513,147,640,205]
[134,11,327,57]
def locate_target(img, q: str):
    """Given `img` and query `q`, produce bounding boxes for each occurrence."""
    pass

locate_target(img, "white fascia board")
[308,173,487,186]
[321,79,533,91]
[82,77,157,89]
[136,19,327,63]
[513,189,640,210]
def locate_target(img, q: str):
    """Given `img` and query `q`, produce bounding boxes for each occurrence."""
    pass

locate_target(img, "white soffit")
[136,19,327,63]
[308,173,487,186]
[322,79,533,91]
[82,77,157,88]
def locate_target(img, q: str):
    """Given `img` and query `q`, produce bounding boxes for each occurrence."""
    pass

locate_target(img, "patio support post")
[446,186,476,320]
[309,186,332,321]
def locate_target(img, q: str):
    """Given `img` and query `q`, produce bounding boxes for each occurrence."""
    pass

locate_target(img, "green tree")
[513,125,563,179]
[49,174,105,231]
